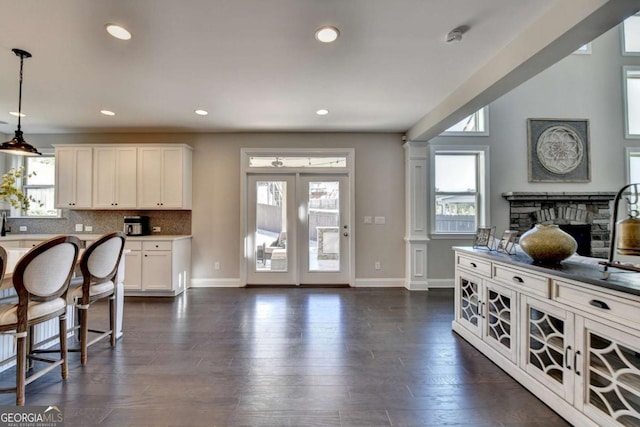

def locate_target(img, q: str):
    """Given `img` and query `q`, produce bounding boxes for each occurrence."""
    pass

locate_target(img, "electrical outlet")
[374,216,386,225]
[152,226,161,232]
[19,226,27,232]
[214,262,220,270]
[364,216,372,224]
[75,224,83,232]
[375,261,381,270]
[84,225,93,232]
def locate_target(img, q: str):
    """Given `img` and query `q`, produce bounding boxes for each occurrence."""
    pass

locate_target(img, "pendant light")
[0,48,41,156]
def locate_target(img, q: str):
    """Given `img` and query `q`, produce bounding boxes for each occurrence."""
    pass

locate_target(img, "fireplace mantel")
[502,192,616,202]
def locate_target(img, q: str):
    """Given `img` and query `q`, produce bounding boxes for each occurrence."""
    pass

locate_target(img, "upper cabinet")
[93,147,137,209]
[54,144,192,210]
[55,146,93,209]
[138,146,192,209]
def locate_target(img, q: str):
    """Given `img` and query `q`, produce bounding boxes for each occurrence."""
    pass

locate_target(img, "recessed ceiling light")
[316,109,329,116]
[195,109,208,116]
[100,110,116,116]
[315,26,339,43]
[106,24,132,40]
[9,112,25,117]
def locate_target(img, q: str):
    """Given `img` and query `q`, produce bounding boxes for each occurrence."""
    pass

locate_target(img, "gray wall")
[19,132,406,283]
[427,23,640,280]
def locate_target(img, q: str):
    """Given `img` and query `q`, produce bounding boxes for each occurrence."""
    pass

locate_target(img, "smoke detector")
[446,25,469,43]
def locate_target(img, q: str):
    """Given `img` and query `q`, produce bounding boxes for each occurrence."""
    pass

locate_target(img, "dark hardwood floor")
[0,288,571,426]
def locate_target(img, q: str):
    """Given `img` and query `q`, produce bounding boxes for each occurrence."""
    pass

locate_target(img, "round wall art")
[527,118,591,182]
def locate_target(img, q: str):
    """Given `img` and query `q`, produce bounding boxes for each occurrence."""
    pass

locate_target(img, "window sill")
[430,233,475,240]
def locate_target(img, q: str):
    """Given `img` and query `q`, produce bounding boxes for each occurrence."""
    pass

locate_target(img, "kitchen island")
[453,246,640,427]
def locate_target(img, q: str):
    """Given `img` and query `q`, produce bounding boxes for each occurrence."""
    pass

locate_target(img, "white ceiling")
[0,0,634,138]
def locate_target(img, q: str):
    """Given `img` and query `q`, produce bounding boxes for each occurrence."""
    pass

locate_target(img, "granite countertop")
[454,246,640,298]
[0,234,192,242]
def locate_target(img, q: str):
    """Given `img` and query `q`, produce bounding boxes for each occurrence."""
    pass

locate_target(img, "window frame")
[9,149,60,218]
[623,66,640,139]
[622,12,640,56]
[626,147,640,184]
[440,106,489,137]
[429,144,490,238]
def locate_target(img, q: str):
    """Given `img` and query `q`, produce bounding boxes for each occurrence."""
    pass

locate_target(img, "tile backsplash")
[4,210,191,236]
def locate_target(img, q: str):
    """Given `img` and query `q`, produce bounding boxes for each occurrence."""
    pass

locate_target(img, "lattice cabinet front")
[483,281,517,362]
[521,295,575,403]
[579,318,640,427]
[456,272,481,336]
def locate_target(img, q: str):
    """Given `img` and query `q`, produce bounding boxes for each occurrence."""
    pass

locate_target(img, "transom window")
[249,156,347,168]
[623,13,640,55]
[624,67,640,138]
[441,107,488,136]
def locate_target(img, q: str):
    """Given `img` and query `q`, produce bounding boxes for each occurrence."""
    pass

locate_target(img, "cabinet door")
[138,148,163,208]
[483,281,518,363]
[520,295,575,403]
[577,318,640,426]
[115,147,137,208]
[123,250,142,290]
[159,148,184,208]
[142,250,172,290]
[73,147,93,208]
[455,271,482,337]
[55,147,76,207]
[93,147,117,208]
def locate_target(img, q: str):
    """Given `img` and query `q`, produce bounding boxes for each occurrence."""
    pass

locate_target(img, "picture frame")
[497,230,518,255]
[473,226,495,250]
[527,118,591,183]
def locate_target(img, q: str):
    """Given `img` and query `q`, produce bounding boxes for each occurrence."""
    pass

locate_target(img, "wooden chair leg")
[16,334,26,406]
[59,314,68,379]
[80,307,89,365]
[110,295,116,347]
[27,325,35,370]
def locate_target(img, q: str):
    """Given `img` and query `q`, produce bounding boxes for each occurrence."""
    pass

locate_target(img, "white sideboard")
[453,247,640,427]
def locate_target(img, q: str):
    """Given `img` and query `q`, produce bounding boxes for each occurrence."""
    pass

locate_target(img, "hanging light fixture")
[0,48,41,156]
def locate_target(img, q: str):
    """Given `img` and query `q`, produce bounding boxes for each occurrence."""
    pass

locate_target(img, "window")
[21,154,57,217]
[623,13,640,55]
[573,43,592,55]
[441,107,488,136]
[430,146,489,235]
[624,67,640,138]
[626,148,640,183]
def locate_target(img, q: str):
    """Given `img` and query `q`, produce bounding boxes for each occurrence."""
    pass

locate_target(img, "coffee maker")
[123,216,150,236]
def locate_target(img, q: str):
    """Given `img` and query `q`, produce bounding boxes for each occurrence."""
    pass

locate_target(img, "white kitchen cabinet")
[453,248,640,427]
[123,238,191,296]
[93,146,137,209]
[55,146,93,208]
[137,146,192,209]
[123,241,142,290]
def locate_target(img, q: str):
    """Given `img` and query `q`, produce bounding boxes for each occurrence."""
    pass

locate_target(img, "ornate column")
[404,141,429,290]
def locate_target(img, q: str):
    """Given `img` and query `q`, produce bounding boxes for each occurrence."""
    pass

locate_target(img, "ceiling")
[0,1,634,139]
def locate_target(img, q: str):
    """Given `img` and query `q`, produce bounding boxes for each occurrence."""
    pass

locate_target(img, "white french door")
[299,175,350,285]
[245,174,350,285]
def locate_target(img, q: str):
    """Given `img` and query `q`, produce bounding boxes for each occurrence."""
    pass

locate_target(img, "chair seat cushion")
[69,281,115,301]
[0,298,66,326]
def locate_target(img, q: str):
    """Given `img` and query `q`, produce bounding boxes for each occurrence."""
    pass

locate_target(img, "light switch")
[374,216,386,225]
[364,216,372,224]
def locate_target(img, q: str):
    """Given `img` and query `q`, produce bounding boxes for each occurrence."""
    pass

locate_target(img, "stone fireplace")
[502,192,617,258]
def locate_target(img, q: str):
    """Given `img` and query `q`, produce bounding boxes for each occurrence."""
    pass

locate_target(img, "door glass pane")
[255,181,287,272]
[308,181,340,272]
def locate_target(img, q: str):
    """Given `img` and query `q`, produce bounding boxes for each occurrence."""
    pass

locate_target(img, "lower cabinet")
[123,238,191,296]
[454,250,640,427]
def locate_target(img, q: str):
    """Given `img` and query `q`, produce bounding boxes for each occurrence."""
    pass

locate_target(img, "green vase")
[519,224,577,264]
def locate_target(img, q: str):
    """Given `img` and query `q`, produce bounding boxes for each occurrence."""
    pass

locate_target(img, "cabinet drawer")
[456,254,491,277]
[143,241,172,251]
[125,240,142,251]
[493,265,550,298]
[554,280,640,327]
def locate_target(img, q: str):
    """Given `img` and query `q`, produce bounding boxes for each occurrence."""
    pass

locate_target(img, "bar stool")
[68,231,125,365]
[0,235,81,405]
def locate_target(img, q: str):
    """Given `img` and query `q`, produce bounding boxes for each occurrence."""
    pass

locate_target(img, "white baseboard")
[427,278,455,288]
[190,278,242,288]
[353,278,406,288]
[405,280,429,291]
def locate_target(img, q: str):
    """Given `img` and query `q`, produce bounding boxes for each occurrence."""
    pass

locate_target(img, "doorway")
[242,149,354,286]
